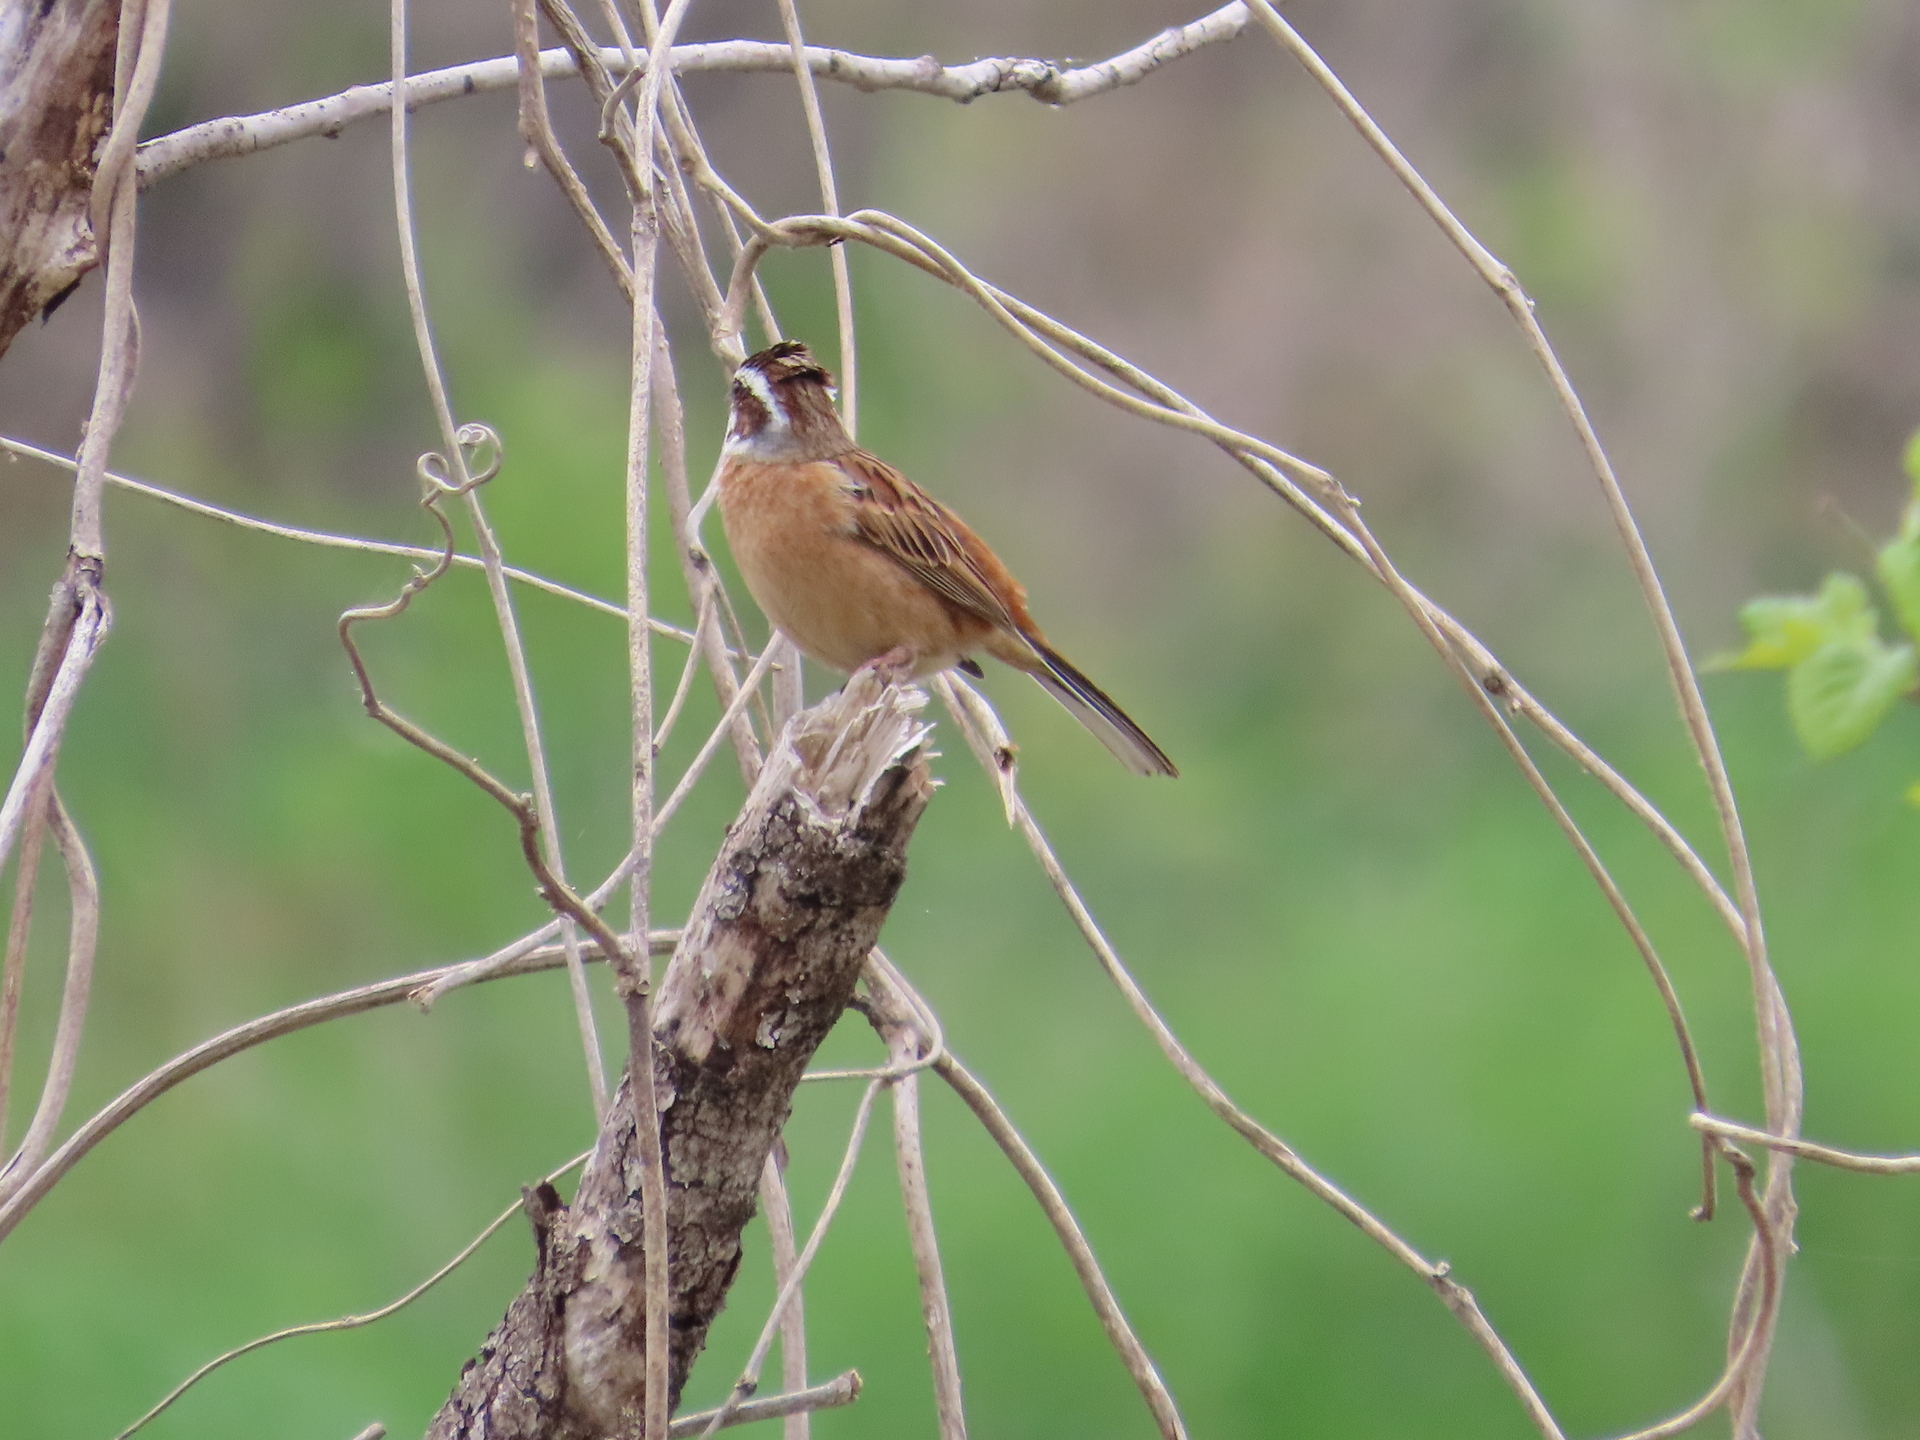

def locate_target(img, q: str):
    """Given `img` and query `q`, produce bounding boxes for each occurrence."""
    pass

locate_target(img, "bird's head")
[724,341,854,462]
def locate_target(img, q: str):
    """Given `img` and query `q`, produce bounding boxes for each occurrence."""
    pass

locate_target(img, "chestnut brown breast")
[718,458,996,676]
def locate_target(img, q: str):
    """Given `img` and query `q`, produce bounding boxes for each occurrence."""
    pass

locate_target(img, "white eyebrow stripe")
[734,365,778,418]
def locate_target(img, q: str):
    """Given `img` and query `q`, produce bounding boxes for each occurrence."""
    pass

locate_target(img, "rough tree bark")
[0,0,119,363]
[429,672,936,1440]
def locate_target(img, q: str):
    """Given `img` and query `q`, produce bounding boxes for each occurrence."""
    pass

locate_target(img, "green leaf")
[1710,572,1876,671]
[1903,425,1920,493]
[1786,636,1917,761]
[1879,533,1920,643]
[1907,780,1920,809]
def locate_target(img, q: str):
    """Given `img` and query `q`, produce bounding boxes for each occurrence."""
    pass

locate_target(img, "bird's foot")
[861,646,918,684]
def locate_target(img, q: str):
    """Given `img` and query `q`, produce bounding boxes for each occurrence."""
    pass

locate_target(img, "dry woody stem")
[427,673,934,1436]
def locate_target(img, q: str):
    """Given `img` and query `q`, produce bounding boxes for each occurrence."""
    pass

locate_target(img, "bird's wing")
[835,450,1028,633]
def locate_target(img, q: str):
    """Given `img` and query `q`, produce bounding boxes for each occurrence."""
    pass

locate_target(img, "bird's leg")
[862,646,918,684]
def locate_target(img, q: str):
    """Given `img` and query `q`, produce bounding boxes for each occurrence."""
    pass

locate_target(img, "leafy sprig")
[1711,429,1920,799]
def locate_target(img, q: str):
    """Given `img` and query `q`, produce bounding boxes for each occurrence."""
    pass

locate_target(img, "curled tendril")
[417,422,505,497]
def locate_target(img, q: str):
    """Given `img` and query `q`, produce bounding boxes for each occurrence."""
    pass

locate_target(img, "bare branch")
[1691,1115,1920,1176]
[717,206,1746,968]
[1,3,160,1150]
[1,434,703,641]
[1240,8,1795,1422]
[756,1152,811,1440]
[652,640,780,839]
[332,454,637,984]
[669,1371,860,1438]
[0,793,98,1198]
[1611,1141,1779,1440]
[697,1080,885,1440]
[133,7,1252,188]
[388,0,609,1112]
[615,47,673,1432]
[413,845,652,1009]
[925,1043,1187,1440]
[112,1149,595,1440]
[513,0,633,302]
[0,770,52,1150]
[0,932,675,1245]
[70,0,172,564]
[721,216,1730,1174]
[873,997,965,1439]
[0,585,107,876]
[650,335,767,781]
[775,0,854,437]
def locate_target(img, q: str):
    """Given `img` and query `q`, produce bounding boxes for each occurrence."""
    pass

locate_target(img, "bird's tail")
[1023,641,1178,778]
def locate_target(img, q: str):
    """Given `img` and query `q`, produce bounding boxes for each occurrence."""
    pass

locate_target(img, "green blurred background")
[4,0,1920,1435]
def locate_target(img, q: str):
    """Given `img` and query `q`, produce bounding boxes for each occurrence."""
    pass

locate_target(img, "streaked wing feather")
[837,451,1018,629]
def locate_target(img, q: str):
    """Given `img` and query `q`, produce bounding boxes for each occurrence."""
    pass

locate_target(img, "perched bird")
[716,340,1176,777]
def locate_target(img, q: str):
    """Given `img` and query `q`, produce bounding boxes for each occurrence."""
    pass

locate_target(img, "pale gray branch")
[134,5,1250,187]
[0,434,702,641]
[0,794,98,1200]
[669,1371,860,1438]
[0,933,676,1244]
[0,589,107,876]
[878,1011,965,1439]
[1692,1116,1920,1175]
[756,1152,811,1440]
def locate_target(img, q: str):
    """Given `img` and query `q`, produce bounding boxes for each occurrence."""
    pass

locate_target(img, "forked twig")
[804,951,946,1085]
[335,450,635,982]
[513,0,633,300]
[0,590,107,885]
[412,848,652,1007]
